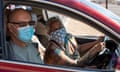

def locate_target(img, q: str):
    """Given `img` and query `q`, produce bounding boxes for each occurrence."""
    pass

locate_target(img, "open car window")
[47,10,104,37]
[4,4,47,63]
[46,10,118,69]
[3,1,119,71]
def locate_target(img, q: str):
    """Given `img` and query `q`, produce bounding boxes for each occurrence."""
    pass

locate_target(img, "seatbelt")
[50,40,65,51]
[68,37,80,59]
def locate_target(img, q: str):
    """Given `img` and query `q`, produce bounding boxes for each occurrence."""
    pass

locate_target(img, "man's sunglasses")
[9,21,36,27]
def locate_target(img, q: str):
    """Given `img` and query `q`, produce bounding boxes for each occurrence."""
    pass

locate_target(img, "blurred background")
[89,0,120,16]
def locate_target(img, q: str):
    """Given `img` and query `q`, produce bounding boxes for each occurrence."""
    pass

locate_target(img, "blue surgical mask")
[18,25,34,42]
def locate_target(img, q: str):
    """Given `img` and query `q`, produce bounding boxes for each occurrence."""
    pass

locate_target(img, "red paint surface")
[0,61,68,72]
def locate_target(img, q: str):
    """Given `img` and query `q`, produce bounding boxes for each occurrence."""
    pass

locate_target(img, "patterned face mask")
[50,28,67,45]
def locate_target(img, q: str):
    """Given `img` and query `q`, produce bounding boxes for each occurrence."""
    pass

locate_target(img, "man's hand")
[89,42,105,56]
[76,42,105,67]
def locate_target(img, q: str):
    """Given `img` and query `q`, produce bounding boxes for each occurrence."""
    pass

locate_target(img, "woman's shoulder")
[47,40,60,50]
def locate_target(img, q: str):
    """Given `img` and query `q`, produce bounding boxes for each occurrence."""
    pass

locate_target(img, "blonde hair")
[46,16,64,32]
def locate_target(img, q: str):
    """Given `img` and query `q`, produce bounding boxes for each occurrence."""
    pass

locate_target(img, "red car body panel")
[0,60,70,72]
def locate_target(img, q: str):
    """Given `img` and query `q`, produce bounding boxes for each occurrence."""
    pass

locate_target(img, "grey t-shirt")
[9,41,44,64]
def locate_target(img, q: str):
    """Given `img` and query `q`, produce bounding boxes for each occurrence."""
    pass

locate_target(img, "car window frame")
[3,0,119,71]
[0,0,6,59]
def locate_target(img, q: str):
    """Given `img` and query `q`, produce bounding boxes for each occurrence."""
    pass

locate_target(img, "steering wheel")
[98,36,109,55]
[86,36,116,69]
[102,36,108,42]
[87,36,109,65]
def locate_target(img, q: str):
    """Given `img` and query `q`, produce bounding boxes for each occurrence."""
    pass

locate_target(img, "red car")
[0,0,120,72]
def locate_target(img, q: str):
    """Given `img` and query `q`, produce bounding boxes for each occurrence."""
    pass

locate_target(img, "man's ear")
[7,23,18,38]
[7,23,13,32]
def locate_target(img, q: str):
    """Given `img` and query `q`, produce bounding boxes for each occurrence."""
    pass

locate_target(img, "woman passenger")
[44,16,104,67]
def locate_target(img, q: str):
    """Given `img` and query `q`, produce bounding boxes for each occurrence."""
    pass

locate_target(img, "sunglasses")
[9,21,36,27]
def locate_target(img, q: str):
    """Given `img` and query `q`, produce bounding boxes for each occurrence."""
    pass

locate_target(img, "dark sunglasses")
[9,21,36,27]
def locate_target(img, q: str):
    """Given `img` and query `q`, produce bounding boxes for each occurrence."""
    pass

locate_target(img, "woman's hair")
[46,16,64,32]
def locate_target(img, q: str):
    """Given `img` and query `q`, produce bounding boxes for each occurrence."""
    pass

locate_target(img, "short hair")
[46,16,64,32]
[7,8,31,23]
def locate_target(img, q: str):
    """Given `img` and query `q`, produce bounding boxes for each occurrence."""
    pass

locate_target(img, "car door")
[0,0,2,59]
[1,0,120,72]
[0,0,5,59]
